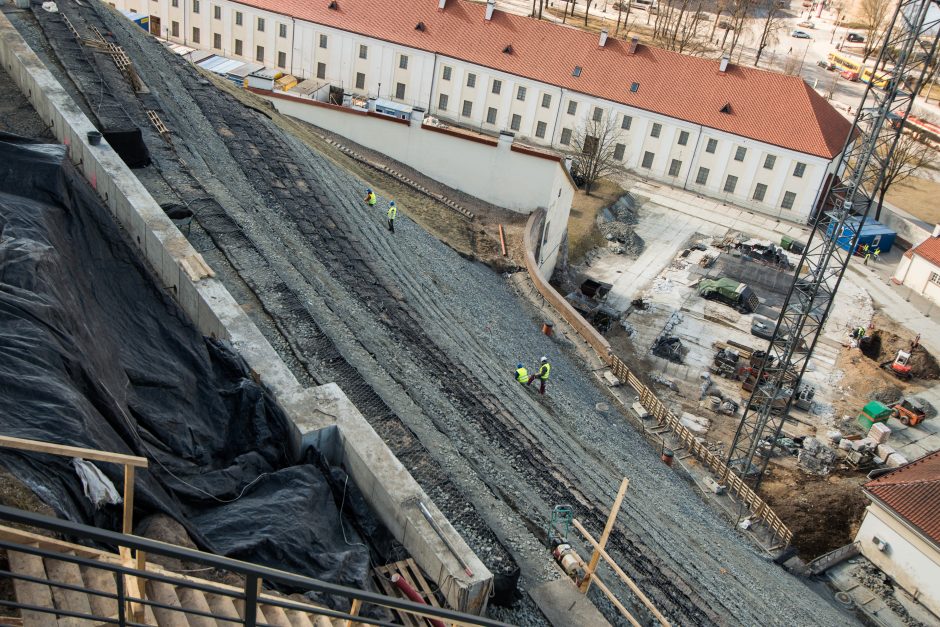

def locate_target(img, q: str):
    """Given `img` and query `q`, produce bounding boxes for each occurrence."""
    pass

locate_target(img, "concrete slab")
[528,579,612,627]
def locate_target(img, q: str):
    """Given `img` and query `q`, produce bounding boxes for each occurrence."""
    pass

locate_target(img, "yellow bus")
[827,52,862,74]
[860,68,891,89]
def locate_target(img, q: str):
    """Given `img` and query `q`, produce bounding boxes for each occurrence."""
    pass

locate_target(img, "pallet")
[372,559,440,627]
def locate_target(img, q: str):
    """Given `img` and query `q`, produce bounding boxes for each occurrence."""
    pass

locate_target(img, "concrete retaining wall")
[878,204,933,249]
[0,12,491,613]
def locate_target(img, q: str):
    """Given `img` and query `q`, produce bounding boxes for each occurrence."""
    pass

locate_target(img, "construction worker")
[364,188,377,207]
[527,356,551,395]
[387,201,397,233]
[873,248,881,262]
[860,243,869,256]
[514,363,528,383]
[864,251,871,265]
[852,326,866,340]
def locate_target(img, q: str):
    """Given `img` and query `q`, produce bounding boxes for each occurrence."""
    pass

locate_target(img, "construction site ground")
[0,2,865,625]
[574,175,940,562]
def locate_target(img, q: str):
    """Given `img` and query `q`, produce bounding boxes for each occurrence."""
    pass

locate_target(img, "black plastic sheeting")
[0,138,379,610]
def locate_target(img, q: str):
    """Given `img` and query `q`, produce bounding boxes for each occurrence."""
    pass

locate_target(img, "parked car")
[791,29,812,39]
[840,69,859,81]
[847,32,865,42]
[798,20,815,28]
[817,59,836,70]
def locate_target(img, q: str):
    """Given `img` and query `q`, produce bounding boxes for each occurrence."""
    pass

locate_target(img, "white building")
[855,451,940,619]
[111,0,853,222]
[894,226,940,305]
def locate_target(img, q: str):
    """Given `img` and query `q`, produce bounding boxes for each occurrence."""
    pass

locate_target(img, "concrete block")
[876,444,896,461]
[886,453,909,468]
[704,477,725,494]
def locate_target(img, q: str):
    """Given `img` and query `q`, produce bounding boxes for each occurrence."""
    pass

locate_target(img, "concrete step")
[175,588,217,627]
[204,592,241,626]
[145,580,191,627]
[78,565,119,623]
[283,608,316,627]
[259,603,293,627]
[43,555,95,626]
[234,598,268,626]
[7,549,60,626]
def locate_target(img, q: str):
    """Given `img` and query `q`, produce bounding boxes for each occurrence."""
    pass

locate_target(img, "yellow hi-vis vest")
[539,363,551,380]
[367,192,377,206]
[387,205,397,220]
[516,367,528,383]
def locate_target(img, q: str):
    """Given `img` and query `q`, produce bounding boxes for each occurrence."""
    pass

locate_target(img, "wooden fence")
[523,210,793,547]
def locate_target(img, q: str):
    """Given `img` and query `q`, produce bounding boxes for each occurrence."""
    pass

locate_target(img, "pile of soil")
[860,328,940,381]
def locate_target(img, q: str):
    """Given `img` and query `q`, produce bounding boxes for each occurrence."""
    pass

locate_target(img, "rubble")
[853,563,927,626]
[797,437,838,475]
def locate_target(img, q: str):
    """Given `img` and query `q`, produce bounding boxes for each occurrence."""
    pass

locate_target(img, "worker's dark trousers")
[388,219,395,233]
[527,375,546,395]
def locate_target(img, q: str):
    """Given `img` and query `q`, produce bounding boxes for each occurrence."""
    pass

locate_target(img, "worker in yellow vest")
[527,356,551,395]
[514,364,528,383]
[364,188,377,207]
[387,201,397,233]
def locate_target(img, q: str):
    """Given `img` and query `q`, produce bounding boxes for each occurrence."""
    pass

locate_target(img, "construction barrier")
[523,210,793,547]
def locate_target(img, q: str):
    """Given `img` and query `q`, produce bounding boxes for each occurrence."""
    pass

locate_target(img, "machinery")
[713,347,742,378]
[892,398,928,427]
[698,277,760,313]
[881,349,914,380]
[545,505,587,584]
[727,0,940,485]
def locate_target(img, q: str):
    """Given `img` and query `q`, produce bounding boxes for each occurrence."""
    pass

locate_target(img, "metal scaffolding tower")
[726,0,940,488]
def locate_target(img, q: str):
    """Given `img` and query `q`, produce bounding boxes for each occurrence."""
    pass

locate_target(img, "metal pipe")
[391,574,446,627]
[417,501,474,577]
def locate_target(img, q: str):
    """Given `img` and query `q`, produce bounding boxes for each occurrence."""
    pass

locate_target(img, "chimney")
[628,37,639,54]
[599,28,609,47]
[719,56,730,72]
[934,224,940,237]
[410,106,426,128]
[485,0,496,21]
[498,130,514,151]
[438,0,446,9]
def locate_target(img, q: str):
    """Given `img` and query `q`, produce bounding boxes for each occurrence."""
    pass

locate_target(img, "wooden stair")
[1,527,356,627]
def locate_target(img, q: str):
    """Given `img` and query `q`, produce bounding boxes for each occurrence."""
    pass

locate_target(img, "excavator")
[881,350,914,380]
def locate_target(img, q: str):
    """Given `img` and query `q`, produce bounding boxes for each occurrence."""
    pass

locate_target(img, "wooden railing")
[522,210,793,547]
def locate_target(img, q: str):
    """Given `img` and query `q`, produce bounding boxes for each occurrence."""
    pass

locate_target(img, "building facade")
[894,227,940,305]
[111,0,851,222]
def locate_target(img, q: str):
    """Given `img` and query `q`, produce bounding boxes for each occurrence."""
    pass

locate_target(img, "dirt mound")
[860,328,940,381]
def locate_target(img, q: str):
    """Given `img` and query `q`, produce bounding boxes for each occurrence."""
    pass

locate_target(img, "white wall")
[856,504,940,617]
[895,251,940,305]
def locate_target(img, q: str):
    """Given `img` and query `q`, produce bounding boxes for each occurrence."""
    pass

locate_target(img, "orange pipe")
[391,574,445,627]
[498,224,507,256]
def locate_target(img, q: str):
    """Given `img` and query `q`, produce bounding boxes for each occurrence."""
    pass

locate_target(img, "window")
[572,66,582,77]
[213,5,220,19]
[316,62,326,79]
[794,162,806,178]
[257,17,265,32]
[541,93,551,108]
[668,159,682,177]
[621,115,632,130]
[399,55,409,70]
[535,121,547,138]
[235,11,242,25]
[277,51,286,69]
[930,271,940,286]
[171,21,179,37]
[567,100,578,115]
[753,183,767,201]
[355,72,365,90]
[442,66,452,81]
[486,107,497,124]
[781,191,796,210]
[517,86,527,101]
[593,107,603,122]
[582,135,599,156]
[279,24,287,38]
[724,175,738,193]
[359,44,368,59]
[641,151,654,168]
[695,167,709,185]
[438,93,449,110]
[467,73,476,88]
[734,146,747,161]
[171,0,178,6]
[510,114,521,131]
[613,143,625,160]
[560,128,572,145]
[255,45,264,62]
[213,32,221,49]
[234,39,242,55]
[395,82,406,99]
[492,79,501,95]
[192,27,200,43]
[462,100,473,117]
[650,123,661,138]
[318,34,327,48]
[678,130,689,146]
[764,154,776,170]
[705,138,717,153]
[192,0,199,13]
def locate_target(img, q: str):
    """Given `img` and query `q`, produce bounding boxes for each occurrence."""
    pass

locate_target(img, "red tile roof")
[910,236,940,267]
[865,450,940,547]
[234,0,851,158]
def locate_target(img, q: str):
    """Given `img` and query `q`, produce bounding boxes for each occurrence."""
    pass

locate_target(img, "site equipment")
[698,278,759,313]
[565,279,618,333]
[892,398,927,427]
[858,401,893,433]
[726,0,940,486]
[881,349,914,380]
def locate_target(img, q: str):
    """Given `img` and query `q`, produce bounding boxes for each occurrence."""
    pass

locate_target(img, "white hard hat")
[541,356,548,362]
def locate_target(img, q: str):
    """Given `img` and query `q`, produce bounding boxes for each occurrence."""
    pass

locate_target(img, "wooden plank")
[0,436,147,468]
[581,478,629,593]
[591,574,642,627]
[404,559,440,608]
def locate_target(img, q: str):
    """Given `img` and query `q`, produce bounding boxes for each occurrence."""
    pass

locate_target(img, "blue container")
[826,215,896,254]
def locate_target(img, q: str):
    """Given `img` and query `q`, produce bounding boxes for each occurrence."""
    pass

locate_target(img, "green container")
[780,235,794,251]
[858,414,877,432]
[861,401,892,422]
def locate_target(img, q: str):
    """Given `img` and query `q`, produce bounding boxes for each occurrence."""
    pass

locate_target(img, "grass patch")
[885,173,940,224]
[567,178,625,263]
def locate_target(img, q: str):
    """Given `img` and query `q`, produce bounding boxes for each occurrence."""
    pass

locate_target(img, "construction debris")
[797,437,838,476]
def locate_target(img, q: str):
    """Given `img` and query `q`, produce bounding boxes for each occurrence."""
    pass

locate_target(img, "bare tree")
[571,116,625,194]
[858,0,890,62]
[584,0,594,25]
[869,131,937,221]
[754,0,787,66]
[652,0,708,54]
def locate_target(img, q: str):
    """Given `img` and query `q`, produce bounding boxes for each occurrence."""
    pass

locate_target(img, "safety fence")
[523,210,793,547]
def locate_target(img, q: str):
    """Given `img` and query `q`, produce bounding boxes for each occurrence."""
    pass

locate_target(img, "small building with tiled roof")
[855,450,940,618]
[117,0,852,221]
[894,226,940,306]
